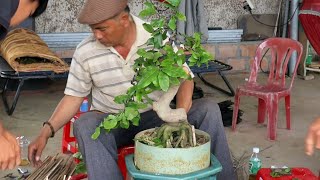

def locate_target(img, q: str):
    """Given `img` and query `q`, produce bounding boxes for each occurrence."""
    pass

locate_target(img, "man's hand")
[305,117,320,156]
[0,129,21,170]
[27,95,85,167]
[28,135,48,167]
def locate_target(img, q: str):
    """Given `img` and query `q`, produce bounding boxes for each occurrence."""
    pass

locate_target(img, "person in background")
[305,117,320,156]
[0,0,48,170]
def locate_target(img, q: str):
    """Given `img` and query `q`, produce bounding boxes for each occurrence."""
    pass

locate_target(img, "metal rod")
[274,0,284,37]
[289,0,299,76]
[282,0,290,38]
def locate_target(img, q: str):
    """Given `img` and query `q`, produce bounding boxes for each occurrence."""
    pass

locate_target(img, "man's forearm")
[176,79,194,113]
[39,95,84,139]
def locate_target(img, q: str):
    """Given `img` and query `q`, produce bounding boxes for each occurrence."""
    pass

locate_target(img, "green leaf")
[177,49,185,55]
[91,127,101,139]
[135,91,143,102]
[114,94,129,104]
[120,119,130,129]
[147,37,154,46]
[126,86,137,97]
[153,52,163,62]
[161,1,175,9]
[162,66,188,78]
[139,9,153,17]
[103,115,118,130]
[165,0,181,7]
[132,117,140,126]
[158,71,170,91]
[151,19,165,28]
[194,32,201,43]
[154,33,163,49]
[137,67,159,88]
[153,137,163,146]
[160,59,175,67]
[188,56,197,66]
[127,102,148,109]
[192,53,199,59]
[161,31,167,40]
[168,16,177,31]
[170,77,180,85]
[145,52,154,59]
[125,107,139,120]
[137,49,146,56]
[75,162,87,174]
[177,56,183,66]
[163,45,175,54]
[143,23,154,33]
[152,76,160,87]
[73,152,83,159]
[176,11,186,21]
[139,2,156,17]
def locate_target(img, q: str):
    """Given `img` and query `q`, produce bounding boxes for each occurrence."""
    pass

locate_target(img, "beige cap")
[77,0,128,25]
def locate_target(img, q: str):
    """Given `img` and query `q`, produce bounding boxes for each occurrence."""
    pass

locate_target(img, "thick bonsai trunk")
[152,85,196,148]
[153,85,187,123]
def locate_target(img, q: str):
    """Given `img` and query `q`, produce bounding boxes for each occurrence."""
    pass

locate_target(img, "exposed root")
[137,122,200,148]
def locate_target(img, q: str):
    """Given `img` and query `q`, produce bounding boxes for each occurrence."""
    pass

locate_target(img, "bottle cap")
[253,147,260,153]
[80,99,89,112]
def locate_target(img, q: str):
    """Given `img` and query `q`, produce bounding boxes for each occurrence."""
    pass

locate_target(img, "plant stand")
[125,154,222,180]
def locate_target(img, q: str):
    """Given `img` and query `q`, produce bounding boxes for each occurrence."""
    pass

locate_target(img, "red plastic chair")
[61,99,134,179]
[62,111,84,154]
[232,37,303,140]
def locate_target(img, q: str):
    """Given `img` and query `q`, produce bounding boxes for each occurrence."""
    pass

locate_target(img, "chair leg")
[258,98,266,124]
[285,95,291,130]
[62,121,71,153]
[266,97,279,140]
[232,91,241,131]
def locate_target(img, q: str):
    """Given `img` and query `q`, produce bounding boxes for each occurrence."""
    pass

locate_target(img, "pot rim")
[134,127,211,149]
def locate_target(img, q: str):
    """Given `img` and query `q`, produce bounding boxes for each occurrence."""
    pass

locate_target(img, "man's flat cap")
[78,0,128,25]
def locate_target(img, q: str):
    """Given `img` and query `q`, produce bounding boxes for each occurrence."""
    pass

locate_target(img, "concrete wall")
[203,41,270,73]
[37,0,278,73]
[35,0,279,33]
[54,41,264,73]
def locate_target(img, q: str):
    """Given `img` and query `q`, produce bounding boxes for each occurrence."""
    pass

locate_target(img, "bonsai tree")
[90,0,214,148]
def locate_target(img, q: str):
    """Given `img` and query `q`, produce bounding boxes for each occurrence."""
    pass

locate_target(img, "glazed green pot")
[134,128,211,175]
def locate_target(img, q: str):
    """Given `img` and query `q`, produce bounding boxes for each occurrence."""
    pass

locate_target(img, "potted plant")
[76,0,214,175]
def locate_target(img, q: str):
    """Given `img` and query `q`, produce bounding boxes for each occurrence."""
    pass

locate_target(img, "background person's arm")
[176,79,194,113]
[175,66,194,113]
[0,121,21,170]
[305,117,320,155]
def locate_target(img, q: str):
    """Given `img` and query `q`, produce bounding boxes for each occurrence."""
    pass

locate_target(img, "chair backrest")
[248,37,303,89]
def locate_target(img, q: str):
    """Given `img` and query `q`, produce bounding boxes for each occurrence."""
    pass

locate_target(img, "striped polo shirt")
[65,15,193,113]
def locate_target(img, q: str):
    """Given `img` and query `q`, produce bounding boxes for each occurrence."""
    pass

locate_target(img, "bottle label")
[249,159,261,175]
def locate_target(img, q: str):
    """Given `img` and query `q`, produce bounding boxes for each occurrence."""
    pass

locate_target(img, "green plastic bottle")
[249,147,262,176]
[306,45,313,65]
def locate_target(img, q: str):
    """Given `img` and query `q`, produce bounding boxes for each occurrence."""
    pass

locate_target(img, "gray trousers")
[73,98,237,180]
